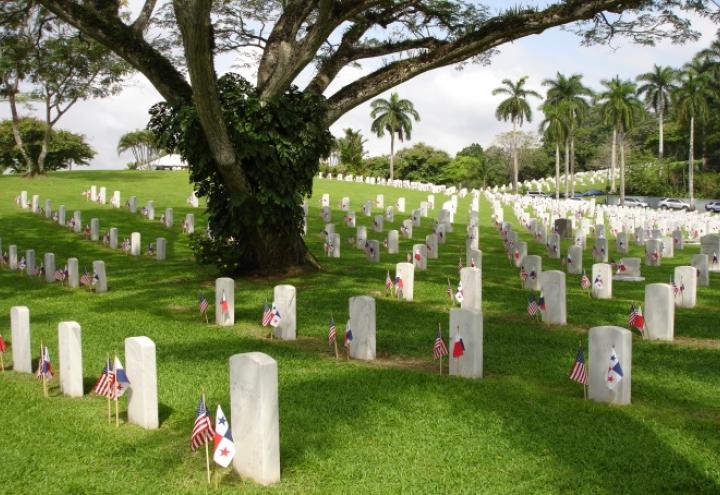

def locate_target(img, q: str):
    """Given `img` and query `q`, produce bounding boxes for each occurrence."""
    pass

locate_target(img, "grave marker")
[58,321,83,397]
[124,336,159,430]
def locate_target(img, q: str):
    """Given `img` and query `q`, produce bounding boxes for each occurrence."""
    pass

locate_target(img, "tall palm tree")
[636,65,677,159]
[598,76,644,205]
[542,73,592,196]
[539,102,567,202]
[370,92,420,180]
[492,76,541,193]
[674,65,712,209]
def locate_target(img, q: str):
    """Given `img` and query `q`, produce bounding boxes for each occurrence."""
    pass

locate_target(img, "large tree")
[0,0,127,176]
[30,0,716,273]
[492,77,540,193]
[370,92,420,180]
[117,129,161,170]
[539,102,567,201]
[636,65,677,159]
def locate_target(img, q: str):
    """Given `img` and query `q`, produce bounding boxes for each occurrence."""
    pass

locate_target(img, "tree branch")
[325,0,647,124]
[132,0,158,34]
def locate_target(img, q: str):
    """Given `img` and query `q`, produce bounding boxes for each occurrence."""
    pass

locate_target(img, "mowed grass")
[0,170,719,495]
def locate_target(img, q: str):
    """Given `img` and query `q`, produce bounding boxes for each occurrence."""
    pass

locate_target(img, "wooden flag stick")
[333,339,339,360]
[106,354,111,423]
[41,340,48,398]
[0,351,4,372]
[114,352,120,427]
[202,392,211,484]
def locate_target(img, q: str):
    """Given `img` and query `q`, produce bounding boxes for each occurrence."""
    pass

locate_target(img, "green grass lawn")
[0,171,719,494]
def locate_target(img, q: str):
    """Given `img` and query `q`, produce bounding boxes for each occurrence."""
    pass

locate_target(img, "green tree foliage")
[370,93,420,180]
[0,118,94,173]
[336,128,367,173]
[636,65,677,158]
[117,129,161,170]
[393,143,450,182]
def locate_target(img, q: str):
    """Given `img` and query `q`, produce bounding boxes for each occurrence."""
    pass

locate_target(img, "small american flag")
[432,325,448,360]
[93,358,116,398]
[54,268,65,281]
[520,268,528,283]
[328,317,337,345]
[454,281,464,303]
[80,271,92,286]
[581,272,591,290]
[198,294,209,315]
[569,346,588,385]
[36,345,54,380]
[385,271,393,291]
[261,303,273,327]
[122,239,130,252]
[191,396,215,451]
[628,305,645,333]
[527,295,538,316]
[0,334,7,353]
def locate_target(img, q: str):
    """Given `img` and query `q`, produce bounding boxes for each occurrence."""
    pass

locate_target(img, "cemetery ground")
[1,171,719,494]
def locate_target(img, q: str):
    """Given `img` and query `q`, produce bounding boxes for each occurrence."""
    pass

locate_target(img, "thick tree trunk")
[7,89,35,174]
[512,119,518,193]
[555,142,560,202]
[389,133,395,180]
[689,116,695,209]
[37,97,53,175]
[610,127,617,193]
[619,130,625,205]
[570,137,576,196]
[658,105,664,159]
[564,139,570,197]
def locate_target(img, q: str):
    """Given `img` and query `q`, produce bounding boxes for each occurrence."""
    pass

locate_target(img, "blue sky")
[1,2,716,169]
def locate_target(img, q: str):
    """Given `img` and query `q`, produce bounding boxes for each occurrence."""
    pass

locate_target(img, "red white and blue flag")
[213,405,236,467]
[452,334,465,358]
[606,348,624,389]
[328,317,337,345]
[262,303,273,327]
[581,272,591,290]
[432,326,448,360]
[628,305,645,334]
[93,358,116,398]
[454,281,464,303]
[569,346,588,385]
[36,345,53,380]
[0,334,7,353]
[527,295,538,317]
[113,356,131,397]
[385,271,393,291]
[344,325,353,347]
[269,303,282,327]
[191,396,214,451]
[198,294,209,316]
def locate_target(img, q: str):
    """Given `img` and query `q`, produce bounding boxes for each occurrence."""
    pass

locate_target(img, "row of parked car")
[524,191,720,212]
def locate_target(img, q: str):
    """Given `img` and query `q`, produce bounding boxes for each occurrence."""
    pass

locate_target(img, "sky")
[1,2,717,169]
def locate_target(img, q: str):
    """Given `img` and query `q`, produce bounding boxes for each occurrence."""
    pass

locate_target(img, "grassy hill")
[0,171,718,494]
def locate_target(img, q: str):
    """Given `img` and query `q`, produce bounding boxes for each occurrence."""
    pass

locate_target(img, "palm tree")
[117,129,161,170]
[636,65,677,159]
[597,77,644,205]
[539,102,567,202]
[370,93,420,180]
[492,76,541,193]
[542,73,592,196]
[674,66,712,209]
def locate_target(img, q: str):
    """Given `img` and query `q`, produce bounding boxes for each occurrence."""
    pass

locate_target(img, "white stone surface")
[58,321,83,397]
[591,263,612,299]
[395,262,414,301]
[25,249,35,276]
[540,271,566,325]
[413,244,427,270]
[90,218,100,241]
[567,245,583,275]
[164,208,173,228]
[44,253,56,283]
[273,285,296,340]
[10,306,31,373]
[92,260,107,292]
[348,296,376,360]
[448,309,483,379]
[215,277,235,326]
[426,233,438,259]
[691,254,709,286]
[131,232,141,256]
[109,228,118,249]
[522,255,542,291]
[8,245,17,270]
[124,336,159,429]
[513,241,527,268]
[674,266,697,308]
[387,230,399,254]
[644,283,674,341]
[229,352,280,485]
[73,211,82,232]
[588,326,632,405]
[67,258,79,288]
[365,240,380,263]
[466,249,482,270]
[645,239,662,266]
[156,238,167,261]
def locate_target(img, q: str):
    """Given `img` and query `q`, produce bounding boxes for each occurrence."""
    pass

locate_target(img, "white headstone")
[412,244,427,270]
[25,249,36,276]
[539,271,566,325]
[92,260,107,292]
[44,199,52,218]
[513,241,527,267]
[691,254,709,286]
[365,240,380,263]
[644,283,674,341]
[661,236,674,258]
[10,306,32,373]
[184,213,195,234]
[372,215,383,233]
[124,336,159,429]
[521,255,542,291]
[156,238,167,261]
[466,249,482,270]
[673,266,697,308]
[229,352,280,485]
[67,257,79,288]
[460,267,482,312]
[387,230,399,254]
[109,228,118,249]
[588,326,631,405]
[146,200,155,220]
[215,277,235,326]
[8,245,17,270]
[348,296,376,361]
[273,285,296,340]
[90,218,100,241]
[164,208,173,228]
[328,233,341,258]
[131,232,141,256]
[57,205,65,225]
[396,197,406,212]
[448,309,483,378]
[591,263,612,299]
[58,321,83,397]
[44,253,56,283]
[394,262,414,301]
[645,239,662,266]
[73,211,82,232]
[426,233,438,259]
[567,245,583,275]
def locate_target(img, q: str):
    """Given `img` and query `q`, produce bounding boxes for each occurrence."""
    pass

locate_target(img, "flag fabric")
[0,334,6,353]
[671,279,679,296]
[198,294,209,316]
[191,396,215,451]
[213,405,236,467]
[452,334,465,358]
[527,295,538,316]
[395,276,404,297]
[454,281,464,303]
[457,258,463,273]
[470,258,476,268]
[19,257,26,270]
[569,346,588,385]
[593,274,604,289]
[581,272,591,290]
[328,317,337,345]
[606,348,624,389]
[80,271,92,286]
[628,305,646,332]
[414,249,422,262]
[269,303,282,327]
[344,325,353,347]
[93,358,116,398]
[520,268,528,283]
[261,303,273,327]
[36,345,54,380]
[432,327,448,360]
[538,291,546,311]
[92,272,100,286]
[220,291,230,316]
[113,356,131,397]
[385,271,393,291]
[446,279,453,301]
[54,267,66,281]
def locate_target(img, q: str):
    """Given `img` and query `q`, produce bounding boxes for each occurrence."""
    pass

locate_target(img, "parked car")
[581,189,606,197]
[622,197,648,208]
[526,191,547,198]
[657,198,690,210]
[706,200,720,213]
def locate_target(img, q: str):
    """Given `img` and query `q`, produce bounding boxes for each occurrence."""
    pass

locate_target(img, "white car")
[623,197,648,208]
[657,198,690,210]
